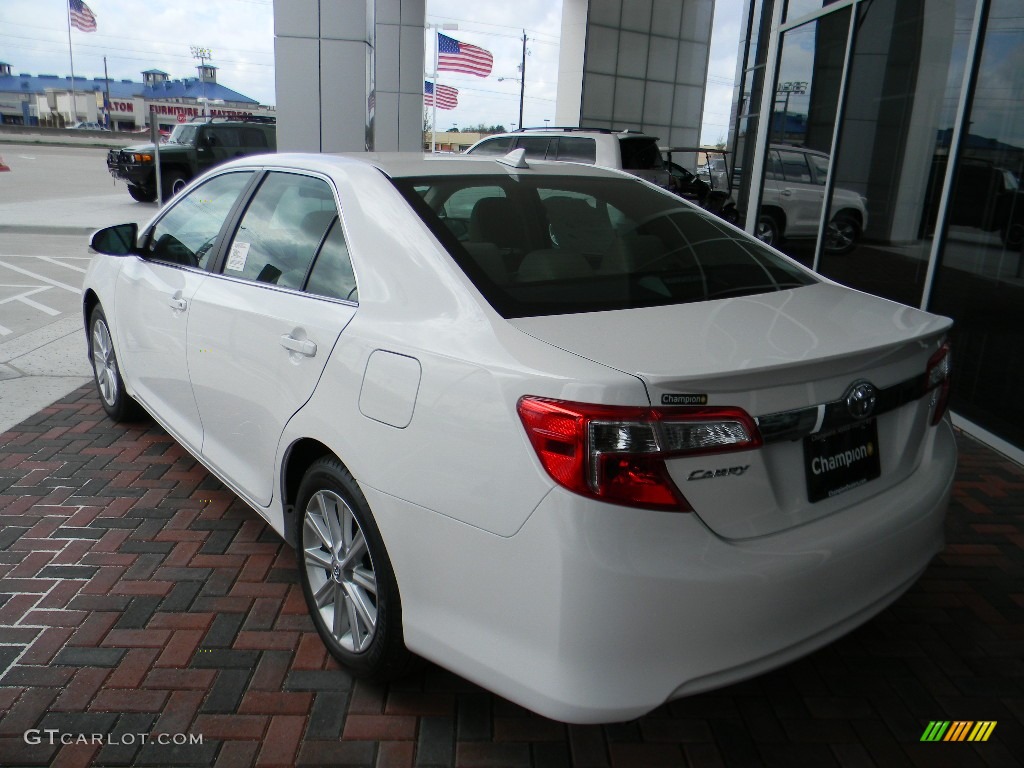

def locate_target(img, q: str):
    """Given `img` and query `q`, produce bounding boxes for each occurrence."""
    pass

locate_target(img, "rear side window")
[555,138,596,163]
[619,138,663,170]
[516,137,555,160]
[306,222,358,302]
[808,153,829,185]
[393,174,815,318]
[467,136,514,156]
[240,127,270,148]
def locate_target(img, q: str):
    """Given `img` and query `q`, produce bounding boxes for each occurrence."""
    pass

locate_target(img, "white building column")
[274,0,424,152]
[556,0,713,148]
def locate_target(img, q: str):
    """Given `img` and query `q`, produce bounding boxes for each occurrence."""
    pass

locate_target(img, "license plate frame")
[803,420,881,503]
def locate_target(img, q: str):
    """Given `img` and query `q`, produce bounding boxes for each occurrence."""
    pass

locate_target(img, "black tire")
[1002,222,1024,249]
[161,170,189,200]
[824,214,860,255]
[755,214,782,248]
[720,204,740,226]
[127,184,156,203]
[88,306,144,422]
[295,457,412,680]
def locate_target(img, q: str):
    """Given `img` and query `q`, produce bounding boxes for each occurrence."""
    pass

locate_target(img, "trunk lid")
[510,283,952,539]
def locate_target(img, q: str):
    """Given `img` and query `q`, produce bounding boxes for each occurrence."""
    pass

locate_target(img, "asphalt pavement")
[0,141,157,432]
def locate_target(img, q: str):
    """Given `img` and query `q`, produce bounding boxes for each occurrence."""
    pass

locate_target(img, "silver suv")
[757,145,868,255]
[465,127,669,188]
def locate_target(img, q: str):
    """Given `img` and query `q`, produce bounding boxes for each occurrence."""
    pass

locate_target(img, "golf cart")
[662,147,740,225]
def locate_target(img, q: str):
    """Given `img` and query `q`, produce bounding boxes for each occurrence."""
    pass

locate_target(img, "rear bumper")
[370,420,956,723]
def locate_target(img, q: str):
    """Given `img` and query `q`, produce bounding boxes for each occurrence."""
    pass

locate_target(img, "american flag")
[437,33,493,78]
[424,81,458,110]
[69,0,97,32]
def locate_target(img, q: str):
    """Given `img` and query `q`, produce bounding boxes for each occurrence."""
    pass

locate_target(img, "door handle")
[168,297,187,311]
[280,334,317,357]
[781,188,793,196]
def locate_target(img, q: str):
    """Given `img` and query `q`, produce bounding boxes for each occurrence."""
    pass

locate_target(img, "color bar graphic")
[920,721,996,742]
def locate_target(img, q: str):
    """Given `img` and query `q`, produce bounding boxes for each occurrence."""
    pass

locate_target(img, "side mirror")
[90,223,139,256]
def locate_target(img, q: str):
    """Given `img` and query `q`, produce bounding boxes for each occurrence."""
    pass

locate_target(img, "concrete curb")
[0,224,101,236]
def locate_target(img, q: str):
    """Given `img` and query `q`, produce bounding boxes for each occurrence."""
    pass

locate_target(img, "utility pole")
[518,31,526,130]
[103,56,112,129]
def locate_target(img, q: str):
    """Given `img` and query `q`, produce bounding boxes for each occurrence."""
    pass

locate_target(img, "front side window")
[394,174,815,317]
[778,150,813,183]
[223,172,337,290]
[147,171,253,268]
[167,124,199,146]
[205,127,241,148]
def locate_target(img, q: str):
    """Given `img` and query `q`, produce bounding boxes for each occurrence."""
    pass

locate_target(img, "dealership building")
[271,0,1023,459]
[0,62,274,131]
[727,0,1024,459]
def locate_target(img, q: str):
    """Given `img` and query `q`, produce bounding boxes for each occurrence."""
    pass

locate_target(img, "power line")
[425,14,560,45]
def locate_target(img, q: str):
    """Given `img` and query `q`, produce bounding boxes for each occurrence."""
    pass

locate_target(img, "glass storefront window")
[755,8,850,267]
[929,0,1024,446]
[785,0,844,24]
[817,0,975,306]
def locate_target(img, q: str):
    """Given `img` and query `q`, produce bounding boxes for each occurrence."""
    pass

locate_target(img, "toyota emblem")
[845,381,878,420]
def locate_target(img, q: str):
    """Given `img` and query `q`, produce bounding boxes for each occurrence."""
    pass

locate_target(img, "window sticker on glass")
[226,241,250,272]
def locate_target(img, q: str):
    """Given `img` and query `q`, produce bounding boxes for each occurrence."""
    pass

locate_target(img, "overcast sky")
[0,0,740,143]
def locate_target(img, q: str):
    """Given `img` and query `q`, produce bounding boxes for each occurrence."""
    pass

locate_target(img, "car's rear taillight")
[517,397,762,511]
[925,342,952,426]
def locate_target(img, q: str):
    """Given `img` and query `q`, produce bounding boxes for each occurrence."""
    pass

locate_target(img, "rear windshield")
[393,175,815,318]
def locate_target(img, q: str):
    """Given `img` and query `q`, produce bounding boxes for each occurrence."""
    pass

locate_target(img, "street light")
[498,75,523,128]
[497,31,527,129]
[191,45,213,118]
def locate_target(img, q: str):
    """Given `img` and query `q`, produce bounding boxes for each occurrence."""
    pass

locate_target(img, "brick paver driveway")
[0,385,1021,767]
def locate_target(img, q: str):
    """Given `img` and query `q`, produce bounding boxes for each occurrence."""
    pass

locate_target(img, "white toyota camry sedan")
[82,150,956,724]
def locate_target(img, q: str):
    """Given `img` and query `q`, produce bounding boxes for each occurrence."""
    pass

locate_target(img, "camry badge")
[845,381,878,420]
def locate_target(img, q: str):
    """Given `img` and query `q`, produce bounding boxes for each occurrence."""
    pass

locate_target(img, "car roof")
[221,151,632,180]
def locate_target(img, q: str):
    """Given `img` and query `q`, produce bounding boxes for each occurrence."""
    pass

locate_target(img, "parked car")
[71,121,108,131]
[923,157,1024,248]
[757,144,868,254]
[83,151,955,724]
[662,147,740,224]
[106,116,276,202]
[465,126,671,188]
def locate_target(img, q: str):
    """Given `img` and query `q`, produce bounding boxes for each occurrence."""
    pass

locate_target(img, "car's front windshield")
[167,125,199,146]
[393,174,815,318]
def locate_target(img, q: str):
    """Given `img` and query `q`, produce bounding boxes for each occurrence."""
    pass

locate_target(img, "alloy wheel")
[755,218,777,245]
[302,490,379,653]
[91,317,119,407]
[825,219,857,253]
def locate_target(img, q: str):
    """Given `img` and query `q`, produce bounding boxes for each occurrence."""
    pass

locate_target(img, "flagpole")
[431,32,439,153]
[66,1,78,126]
[427,24,458,153]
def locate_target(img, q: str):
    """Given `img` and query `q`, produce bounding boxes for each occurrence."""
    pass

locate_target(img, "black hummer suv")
[107,116,276,202]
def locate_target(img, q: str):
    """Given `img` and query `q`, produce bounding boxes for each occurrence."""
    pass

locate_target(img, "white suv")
[757,145,868,254]
[465,128,670,188]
